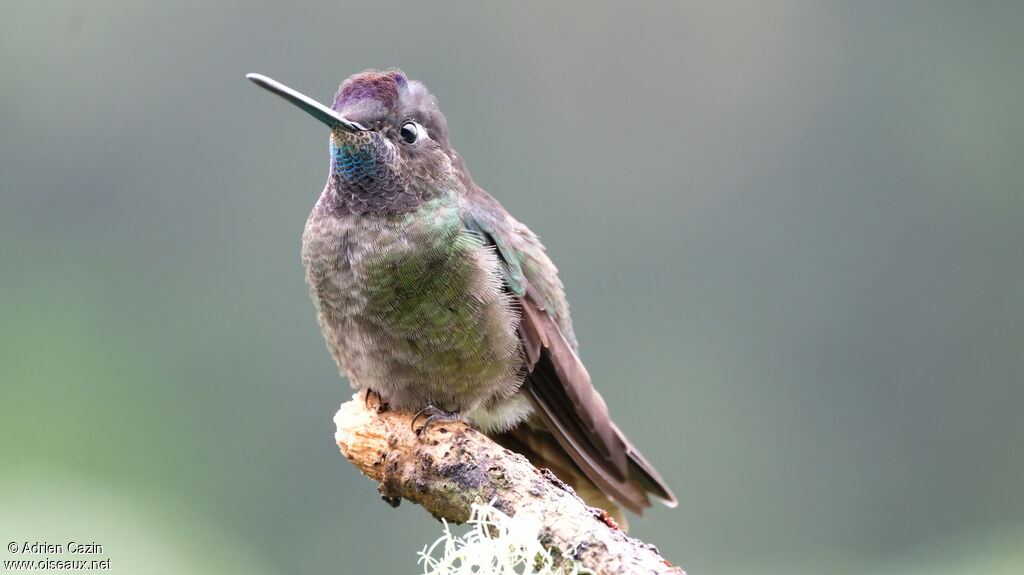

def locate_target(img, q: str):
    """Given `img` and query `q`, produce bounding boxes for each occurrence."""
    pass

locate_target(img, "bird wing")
[461,187,676,514]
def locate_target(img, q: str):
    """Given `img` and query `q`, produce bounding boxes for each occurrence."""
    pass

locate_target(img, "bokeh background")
[2,1,1022,573]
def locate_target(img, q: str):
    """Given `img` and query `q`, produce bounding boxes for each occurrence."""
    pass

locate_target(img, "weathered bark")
[334,395,685,575]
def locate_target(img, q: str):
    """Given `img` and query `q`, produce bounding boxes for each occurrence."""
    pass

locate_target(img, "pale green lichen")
[418,502,592,575]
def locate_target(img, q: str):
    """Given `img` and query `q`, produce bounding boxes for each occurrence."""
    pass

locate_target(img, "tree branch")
[334,395,685,575]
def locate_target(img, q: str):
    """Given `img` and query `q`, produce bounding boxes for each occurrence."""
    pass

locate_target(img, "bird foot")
[363,388,389,413]
[411,404,461,437]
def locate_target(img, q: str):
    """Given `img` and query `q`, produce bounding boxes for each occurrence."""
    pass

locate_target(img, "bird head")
[248,69,464,214]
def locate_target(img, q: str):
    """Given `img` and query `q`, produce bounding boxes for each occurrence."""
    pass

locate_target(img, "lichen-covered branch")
[333,395,685,575]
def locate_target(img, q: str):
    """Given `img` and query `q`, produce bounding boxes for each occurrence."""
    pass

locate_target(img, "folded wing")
[462,189,677,514]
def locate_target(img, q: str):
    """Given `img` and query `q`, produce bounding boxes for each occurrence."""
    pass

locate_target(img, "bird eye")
[400,122,419,144]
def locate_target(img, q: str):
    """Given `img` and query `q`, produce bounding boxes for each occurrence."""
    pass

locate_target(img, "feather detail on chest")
[301,196,523,413]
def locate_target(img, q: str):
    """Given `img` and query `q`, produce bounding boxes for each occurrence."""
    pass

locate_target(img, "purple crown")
[332,70,406,113]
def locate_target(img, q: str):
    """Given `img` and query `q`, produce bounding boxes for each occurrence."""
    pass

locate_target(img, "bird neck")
[317,133,430,216]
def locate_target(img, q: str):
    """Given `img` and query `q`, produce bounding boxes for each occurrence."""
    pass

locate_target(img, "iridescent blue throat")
[319,139,419,216]
[331,143,378,181]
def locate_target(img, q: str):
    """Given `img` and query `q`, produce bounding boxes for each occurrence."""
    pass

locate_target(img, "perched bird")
[248,69,676,522]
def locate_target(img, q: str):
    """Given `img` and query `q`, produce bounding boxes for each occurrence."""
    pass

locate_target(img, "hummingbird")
[247,69,677,522]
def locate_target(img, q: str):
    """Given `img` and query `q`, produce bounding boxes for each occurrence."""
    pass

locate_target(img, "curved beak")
[246,73,368,133]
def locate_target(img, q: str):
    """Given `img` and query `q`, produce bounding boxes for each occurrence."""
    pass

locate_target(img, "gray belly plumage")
[301,203,527,424]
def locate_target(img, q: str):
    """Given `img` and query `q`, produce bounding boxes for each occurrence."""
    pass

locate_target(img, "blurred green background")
[2,1,1022,573]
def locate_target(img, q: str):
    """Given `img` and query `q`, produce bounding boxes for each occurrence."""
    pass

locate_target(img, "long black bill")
[246,73,368,132]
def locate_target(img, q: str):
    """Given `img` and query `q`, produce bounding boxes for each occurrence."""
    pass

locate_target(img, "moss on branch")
[334,395,685,575]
